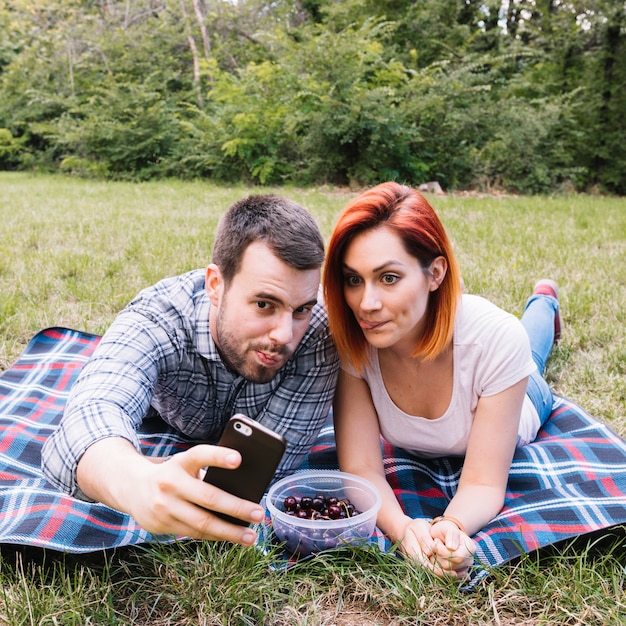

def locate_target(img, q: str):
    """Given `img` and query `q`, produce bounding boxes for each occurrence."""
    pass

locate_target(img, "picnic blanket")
[1,327,626,569]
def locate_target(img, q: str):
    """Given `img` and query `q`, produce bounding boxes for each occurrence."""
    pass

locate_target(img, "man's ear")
[205,264,223,305]
[428,256,448,291]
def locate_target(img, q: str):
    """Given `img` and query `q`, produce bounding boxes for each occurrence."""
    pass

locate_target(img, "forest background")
[0,0,625,195]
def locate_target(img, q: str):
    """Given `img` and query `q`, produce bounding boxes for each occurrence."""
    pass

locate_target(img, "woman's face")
[341,226,444,352]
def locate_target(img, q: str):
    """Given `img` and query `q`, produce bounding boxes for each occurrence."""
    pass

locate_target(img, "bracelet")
[430,515,467,535]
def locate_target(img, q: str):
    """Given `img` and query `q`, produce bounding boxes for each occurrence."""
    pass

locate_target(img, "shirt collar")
[195,292,218,360]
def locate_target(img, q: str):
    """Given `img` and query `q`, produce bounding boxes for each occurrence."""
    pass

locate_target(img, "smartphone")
[203,414,286,526]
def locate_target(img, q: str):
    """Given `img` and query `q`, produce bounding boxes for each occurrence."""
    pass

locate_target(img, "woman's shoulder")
[456,294,526,343]
[458,293,511,319]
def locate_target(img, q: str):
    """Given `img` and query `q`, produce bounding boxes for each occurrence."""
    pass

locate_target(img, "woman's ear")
[205,264,223,305]
[428,257,448,291]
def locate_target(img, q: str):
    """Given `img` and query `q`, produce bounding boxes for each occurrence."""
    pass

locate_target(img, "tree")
[0,0,623,193]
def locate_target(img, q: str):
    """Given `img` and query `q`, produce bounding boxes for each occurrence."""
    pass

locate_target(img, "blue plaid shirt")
[41,269,339,499]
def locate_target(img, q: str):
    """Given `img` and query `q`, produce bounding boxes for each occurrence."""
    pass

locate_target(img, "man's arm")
[42,311,266,542]
[76,436,265,543]
[42,311,172,496]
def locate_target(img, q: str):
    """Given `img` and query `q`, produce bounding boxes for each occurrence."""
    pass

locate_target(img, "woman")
[323,182,560,579]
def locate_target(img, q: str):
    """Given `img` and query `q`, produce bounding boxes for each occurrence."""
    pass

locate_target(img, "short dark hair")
[212,194,325,284]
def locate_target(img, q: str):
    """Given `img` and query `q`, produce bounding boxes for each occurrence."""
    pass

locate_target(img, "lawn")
[0,172,625,624]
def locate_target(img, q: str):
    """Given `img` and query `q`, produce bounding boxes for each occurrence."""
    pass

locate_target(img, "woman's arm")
[442,377,528,533]
[334,370,402,531]
[427,377,529,577]
[334,369,439,566]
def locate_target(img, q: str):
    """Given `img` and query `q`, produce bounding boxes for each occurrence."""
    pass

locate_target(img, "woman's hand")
[397,516,476,579]
[427,519,476,579]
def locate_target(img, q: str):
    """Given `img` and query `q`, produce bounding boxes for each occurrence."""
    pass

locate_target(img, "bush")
[53,83,182,180]
[0,128,19,168]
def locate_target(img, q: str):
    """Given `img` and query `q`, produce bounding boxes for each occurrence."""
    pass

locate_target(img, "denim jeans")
[520,293,559,425]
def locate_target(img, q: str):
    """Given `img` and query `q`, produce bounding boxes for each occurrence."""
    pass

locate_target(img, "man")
[41,194,339,548]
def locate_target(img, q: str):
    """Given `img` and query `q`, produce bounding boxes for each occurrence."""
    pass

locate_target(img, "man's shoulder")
[129,269,205,305]
[124,269,208,331]
[305,293,330,337]
[144,269,206,297]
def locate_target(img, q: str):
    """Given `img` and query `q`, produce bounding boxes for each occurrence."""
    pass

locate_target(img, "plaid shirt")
[41,269,339,499]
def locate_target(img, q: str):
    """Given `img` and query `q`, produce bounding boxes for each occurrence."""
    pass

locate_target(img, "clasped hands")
[398,516,476,579]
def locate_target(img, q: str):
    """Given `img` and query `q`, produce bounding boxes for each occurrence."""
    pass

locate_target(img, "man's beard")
[215,314,292,384]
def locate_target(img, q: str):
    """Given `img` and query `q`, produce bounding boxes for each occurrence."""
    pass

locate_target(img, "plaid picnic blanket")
[303,404,626,567]
[1,327,625,567]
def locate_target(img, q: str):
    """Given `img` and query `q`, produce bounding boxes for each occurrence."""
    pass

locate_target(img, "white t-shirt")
[349,294,539,457]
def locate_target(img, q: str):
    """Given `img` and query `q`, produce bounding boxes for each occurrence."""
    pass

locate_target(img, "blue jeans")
[520,293,558,425]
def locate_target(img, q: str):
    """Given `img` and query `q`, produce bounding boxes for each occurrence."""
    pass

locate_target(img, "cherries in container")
[265,470,381,557]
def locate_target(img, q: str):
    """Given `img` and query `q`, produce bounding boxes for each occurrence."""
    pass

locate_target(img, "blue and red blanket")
[1,327,625,568]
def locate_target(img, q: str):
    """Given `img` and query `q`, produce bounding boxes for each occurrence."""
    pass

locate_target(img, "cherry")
[284,496,298,511]
[327,504,342,519]
[311,497,325,511]
[280,492,361,520]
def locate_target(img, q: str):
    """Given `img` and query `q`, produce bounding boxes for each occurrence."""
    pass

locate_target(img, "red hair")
[323,182,461,373]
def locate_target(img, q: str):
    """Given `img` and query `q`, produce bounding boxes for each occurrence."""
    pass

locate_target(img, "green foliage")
[0,128,20,168]
[55,82,182,180]
[284,19,424,185]
[207,60,300,184]
[0,0,624,193]
[473,96,564,194]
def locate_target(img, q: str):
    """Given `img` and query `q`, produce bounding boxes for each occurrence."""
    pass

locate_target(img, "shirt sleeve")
[473,309,536,398]
[40,310,179,498]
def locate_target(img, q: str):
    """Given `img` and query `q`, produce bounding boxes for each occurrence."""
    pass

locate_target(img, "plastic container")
[266,470,381,557]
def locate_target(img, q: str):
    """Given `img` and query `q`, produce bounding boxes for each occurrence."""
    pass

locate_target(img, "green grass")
[1,172,625,624]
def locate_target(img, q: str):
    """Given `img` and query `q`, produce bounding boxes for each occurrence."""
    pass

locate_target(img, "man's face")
[207,241,320,383]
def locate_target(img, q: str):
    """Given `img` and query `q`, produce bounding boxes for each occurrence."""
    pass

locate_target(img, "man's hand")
[76,438,266,546]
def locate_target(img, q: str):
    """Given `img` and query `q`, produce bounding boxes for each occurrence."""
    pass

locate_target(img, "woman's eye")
[382,274,399,285]
[344,275,362,286]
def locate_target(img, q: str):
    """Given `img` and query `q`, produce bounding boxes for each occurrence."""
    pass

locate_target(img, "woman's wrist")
[385,513,419,543]
[429,514,467,536]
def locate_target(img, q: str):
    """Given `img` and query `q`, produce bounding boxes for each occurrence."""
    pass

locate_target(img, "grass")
[0,171,625,624]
